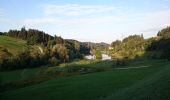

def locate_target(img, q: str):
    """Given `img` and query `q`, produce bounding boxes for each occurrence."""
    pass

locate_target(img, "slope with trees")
[146,27,170,60]
[110,26,170,61]
[0,28,90,71]
[110,34,146,59]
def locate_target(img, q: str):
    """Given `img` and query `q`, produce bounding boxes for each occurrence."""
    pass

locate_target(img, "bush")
[95,50,102,59]
[146,51,162,59]
[49,57,60,66]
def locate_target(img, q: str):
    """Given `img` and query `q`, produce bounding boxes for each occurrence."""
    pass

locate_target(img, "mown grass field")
[0,36,26,55]
[0,59,170,100]
[0,60,112,84]
[0,68,39,84]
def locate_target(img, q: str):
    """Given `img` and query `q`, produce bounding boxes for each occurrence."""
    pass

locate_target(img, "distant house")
[85,50,96,60]
[85,54,111,60]
[102,54,111,60]
[85,55,96,60]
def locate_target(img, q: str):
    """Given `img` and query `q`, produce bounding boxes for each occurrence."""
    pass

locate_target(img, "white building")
[85,54,111,60]
[85,55,96,60]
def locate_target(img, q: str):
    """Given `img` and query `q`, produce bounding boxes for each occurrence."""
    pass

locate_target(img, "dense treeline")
[5,27,54,45]
[110,34,146,59]
[83,42,109,51]
[157,26,170,38]
[1,26,170,71]
[146,38,170,59]
[66,39,90,55]
[0,28,91,71]
[146,26,170,60]
[110,26,170,60]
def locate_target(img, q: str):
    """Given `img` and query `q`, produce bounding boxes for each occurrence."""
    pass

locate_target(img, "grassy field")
[0,36,27,55]
[0,59,170,100]
[0,68,39,84]
[0,60,112,84]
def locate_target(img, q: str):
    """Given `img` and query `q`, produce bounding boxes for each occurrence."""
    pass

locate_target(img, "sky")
[0,0,170,43]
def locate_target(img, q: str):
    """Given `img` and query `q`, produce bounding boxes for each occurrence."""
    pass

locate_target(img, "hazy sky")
[0,0,170,43]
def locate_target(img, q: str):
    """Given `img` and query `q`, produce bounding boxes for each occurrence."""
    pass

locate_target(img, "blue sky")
[0,0,170,43]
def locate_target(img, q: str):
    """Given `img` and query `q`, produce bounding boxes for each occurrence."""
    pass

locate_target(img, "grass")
[0,68,39,84]
[0,36,26,55]
[0,59,170,100]
[0,60,112,84]
[103,63,170,100]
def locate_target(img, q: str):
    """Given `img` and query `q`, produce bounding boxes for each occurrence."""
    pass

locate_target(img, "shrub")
[49,57,60,66]
[95,50,102,59]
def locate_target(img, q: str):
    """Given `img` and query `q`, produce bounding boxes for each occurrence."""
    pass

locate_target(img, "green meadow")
[1,59,170,100]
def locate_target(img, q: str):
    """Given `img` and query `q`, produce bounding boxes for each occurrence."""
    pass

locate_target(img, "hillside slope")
[0,36,27,55]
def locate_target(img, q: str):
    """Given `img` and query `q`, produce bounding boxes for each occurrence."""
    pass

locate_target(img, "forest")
[0,27,90,71]
[0,27,170,71]
[110,26,170,60]
[0,27,111,71]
